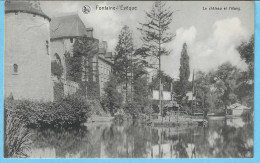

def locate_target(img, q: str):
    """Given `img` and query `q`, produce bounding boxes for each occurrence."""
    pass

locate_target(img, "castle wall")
[4,12,53,101]
[98,59,112,96]
[50,38,79,95]
[50,39,69,79]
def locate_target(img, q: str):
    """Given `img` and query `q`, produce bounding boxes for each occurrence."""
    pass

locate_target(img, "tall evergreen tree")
[179,43,190,99]
[114,25,134,84]
[137,1,175,113]
[137,1,175,62]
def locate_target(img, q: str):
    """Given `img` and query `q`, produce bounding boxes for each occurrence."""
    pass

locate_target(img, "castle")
[4,1,114,101]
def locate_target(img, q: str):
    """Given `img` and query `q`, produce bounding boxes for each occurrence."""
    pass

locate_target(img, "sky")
[40,1,254,79]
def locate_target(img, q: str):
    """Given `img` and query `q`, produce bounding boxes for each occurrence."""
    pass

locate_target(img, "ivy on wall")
[64,36,100,99]
[53,82,64,101]
[51,61,63,78]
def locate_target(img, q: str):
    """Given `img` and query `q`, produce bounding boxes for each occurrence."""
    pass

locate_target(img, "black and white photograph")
[3,0,254,158]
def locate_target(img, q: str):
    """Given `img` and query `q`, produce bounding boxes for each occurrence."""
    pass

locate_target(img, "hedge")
[5,95,91,129]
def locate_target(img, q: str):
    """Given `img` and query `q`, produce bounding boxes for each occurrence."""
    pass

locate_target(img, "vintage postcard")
[3,0,255,159]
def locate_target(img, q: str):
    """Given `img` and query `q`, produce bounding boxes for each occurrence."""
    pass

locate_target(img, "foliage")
[73,36,99,58]
[101,75,123,116]
[235,35,254,108]
[64,52,83,83]
[136,1,175,105]
[149,71,173,91]
[237,35,254,80]
[4,96,91,129]
[53,81,64,101]
[114,25,134,83]
[51,61,63,78]
[65,36,100,98]
[4,104,32,158]
[137,1,175,65]
[195,71,214,113]
[179,43,190,99]
[193,62,245,114]
[213,62,239,113]
[132,64,151,115]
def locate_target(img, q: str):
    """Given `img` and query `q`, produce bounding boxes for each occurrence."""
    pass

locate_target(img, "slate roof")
[50,14,87,40]
[5,0,51,21]
[98,55,113,65]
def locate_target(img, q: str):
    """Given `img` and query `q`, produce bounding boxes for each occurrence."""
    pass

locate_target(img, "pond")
[27,117,253,158]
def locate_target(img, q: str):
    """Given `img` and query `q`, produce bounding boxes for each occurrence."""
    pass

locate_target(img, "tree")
[101,75,123,116]
[137,1,175,62]
[237,35,254,80]
[149,71,173,91]
[138,1,175,114]
[236,35,254,108]
[179,43,190,100]
[195,71,214,115]
[72,36,99,98]
[213,62,239,114]
[132,64,151,115]
[114,25,134,84]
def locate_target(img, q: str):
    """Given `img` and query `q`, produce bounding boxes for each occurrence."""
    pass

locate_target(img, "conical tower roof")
[5,0,50,21]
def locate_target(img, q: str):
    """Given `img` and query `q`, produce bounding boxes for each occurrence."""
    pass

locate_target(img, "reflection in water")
[28,118,253,158]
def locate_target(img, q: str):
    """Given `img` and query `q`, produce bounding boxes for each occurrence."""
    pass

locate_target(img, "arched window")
[13,64,18,73]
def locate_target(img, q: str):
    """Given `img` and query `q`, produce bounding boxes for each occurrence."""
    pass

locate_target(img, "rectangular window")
[46,41,49,55]
[13,64,18,74]
[70,38,73,43]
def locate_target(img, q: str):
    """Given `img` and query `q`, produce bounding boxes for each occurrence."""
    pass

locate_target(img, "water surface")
[28,117,253,158]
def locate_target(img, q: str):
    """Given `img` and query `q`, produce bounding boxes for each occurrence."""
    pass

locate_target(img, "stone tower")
[4,0,54,101]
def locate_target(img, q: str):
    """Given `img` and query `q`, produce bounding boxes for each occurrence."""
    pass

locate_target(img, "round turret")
[4,0,54,101]
[5,0,50,21]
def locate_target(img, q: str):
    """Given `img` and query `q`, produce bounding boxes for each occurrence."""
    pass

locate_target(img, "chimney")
[86,27,93,38]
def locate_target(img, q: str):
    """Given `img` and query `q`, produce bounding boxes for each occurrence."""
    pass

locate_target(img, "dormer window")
[70,38,73,43]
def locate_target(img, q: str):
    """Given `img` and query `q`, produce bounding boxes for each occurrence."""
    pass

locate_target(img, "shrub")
[4,95,91,129]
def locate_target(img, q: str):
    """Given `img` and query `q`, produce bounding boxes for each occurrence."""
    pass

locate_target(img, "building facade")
[4,1,54,101]
[4,1,114,101]
[98,45,113,96]
[50,14,101,99]
[50,14,93,98]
